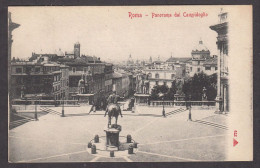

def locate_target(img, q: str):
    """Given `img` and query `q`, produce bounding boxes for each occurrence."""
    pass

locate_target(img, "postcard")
[8,5,252,162]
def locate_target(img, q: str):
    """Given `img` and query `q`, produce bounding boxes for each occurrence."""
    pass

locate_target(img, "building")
[143,57,187,94]
[186,40,217,76]
[104,64,114,97]
[8,12,20,104]
[60,65,70,100]
[10,61,69,101]
[210,8,229,112]
[64,57,106,104]
[126,54,134,66]
[74,42,80,58]
[112,72,131,98]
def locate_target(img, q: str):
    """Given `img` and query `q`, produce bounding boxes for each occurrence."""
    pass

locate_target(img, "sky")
[9,6,221,63]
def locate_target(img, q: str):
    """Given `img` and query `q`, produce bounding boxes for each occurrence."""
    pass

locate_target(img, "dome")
[55,49,64,56]
[192,40,209,52]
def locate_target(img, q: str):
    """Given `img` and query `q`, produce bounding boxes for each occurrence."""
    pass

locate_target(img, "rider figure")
[104,91,123,117]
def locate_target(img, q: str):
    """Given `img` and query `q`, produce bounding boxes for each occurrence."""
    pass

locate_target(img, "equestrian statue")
[104,91,123,128]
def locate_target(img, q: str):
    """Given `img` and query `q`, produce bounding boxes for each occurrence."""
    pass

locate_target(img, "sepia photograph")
[8,6,253,162]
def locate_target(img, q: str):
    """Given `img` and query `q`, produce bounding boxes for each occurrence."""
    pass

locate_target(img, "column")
[215,42,222,112]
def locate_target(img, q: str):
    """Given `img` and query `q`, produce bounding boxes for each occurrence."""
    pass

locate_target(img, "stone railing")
[149,100,215,107]
[12,99,79,106]
[150,101,175,106]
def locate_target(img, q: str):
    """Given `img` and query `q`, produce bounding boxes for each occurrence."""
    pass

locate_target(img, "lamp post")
[61,94,65,117]
[162,96,165,117]
[159,93,166,117]
[188,94,192,121]
[34,94,38,121]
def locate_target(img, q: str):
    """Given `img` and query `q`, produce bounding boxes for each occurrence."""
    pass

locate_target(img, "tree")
[150,85,169,100]
[164,81,176,100]
[182,72,217,101]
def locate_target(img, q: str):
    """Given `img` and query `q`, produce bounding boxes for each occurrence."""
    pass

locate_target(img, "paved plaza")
[9,106,228,162]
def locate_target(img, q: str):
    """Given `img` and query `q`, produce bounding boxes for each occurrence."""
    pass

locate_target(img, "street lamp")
[188,94,192,121]
[159,93,166,117]
[61,94,65,117]
[34,94,38,121]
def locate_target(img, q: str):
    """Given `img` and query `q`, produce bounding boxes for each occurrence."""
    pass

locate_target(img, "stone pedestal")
[104,125,121,150]
[215,96,222,113]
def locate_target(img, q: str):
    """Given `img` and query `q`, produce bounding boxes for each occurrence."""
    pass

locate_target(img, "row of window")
[148,73,175,79]
[190,66,217,72]
[15,66,60,74]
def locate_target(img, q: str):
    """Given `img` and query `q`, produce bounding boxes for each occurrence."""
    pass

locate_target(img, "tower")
[74,42,80,58]
[149,56,152,63]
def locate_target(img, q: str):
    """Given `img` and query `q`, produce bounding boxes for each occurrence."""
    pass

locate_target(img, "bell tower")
[74,42,80,58]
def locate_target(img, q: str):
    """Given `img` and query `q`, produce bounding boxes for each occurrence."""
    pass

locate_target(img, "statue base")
[104,124,122,150]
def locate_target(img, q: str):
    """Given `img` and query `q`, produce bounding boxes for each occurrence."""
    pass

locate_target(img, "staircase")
[40,107,61,115]
[193,119,228,130]
[9,113,34,129]
[165,108,186,117]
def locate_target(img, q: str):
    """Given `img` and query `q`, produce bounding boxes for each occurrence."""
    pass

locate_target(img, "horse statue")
[104,92,123,128]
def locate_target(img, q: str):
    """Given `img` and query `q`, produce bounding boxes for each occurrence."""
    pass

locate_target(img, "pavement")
[9,106,228,162]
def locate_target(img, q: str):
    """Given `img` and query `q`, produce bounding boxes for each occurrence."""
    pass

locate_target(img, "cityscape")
[8,7,230,162]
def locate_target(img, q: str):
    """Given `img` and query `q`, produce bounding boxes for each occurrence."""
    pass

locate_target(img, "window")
[16,68,22,73]
[148,73,152,78]
[163,81,167,86]
[72,67,76,73]
[26,67,32,73]
[215,67,218,71]
[205,67,211,70]
[171,74,175,79]
[155,73,159,79]
[190,67,192,71]
[155,81,159,85]
[198,61,200,65]
[197,68,200,72]
[35,67,40,73]
[83,67,87,73]
[34,77,41,84]
[16,77,23,85]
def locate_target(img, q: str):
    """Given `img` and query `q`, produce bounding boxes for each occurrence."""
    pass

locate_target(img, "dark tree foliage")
[182,72,217,101]
[150,82,176,101]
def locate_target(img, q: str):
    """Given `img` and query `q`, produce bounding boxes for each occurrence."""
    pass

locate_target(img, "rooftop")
[192,40,209,52]
[166,57,192,63]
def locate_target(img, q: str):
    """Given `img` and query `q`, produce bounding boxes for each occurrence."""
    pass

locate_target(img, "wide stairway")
[9,113,34,129]
[165,108,186,117]
[40,107,61,115]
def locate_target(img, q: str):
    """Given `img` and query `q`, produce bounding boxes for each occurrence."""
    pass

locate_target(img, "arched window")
[155,73,159,79]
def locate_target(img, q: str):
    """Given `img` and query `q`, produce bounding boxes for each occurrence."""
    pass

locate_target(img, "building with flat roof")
[10,61,69,101]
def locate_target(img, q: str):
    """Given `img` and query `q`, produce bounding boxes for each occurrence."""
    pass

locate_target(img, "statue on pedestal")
[143,75,150,94]
[136,74,143,94]
[21,85,25,99]
[78,74,85,94]
[202,87,207,101]
[104,91,123,128]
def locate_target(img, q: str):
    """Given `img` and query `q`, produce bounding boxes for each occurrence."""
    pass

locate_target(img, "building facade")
[210,9,229,112]
[112,72,131,98]
[185,40,217,77]
[8,12,20,106]
[143,60,186,94]
[10,62,69,101]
